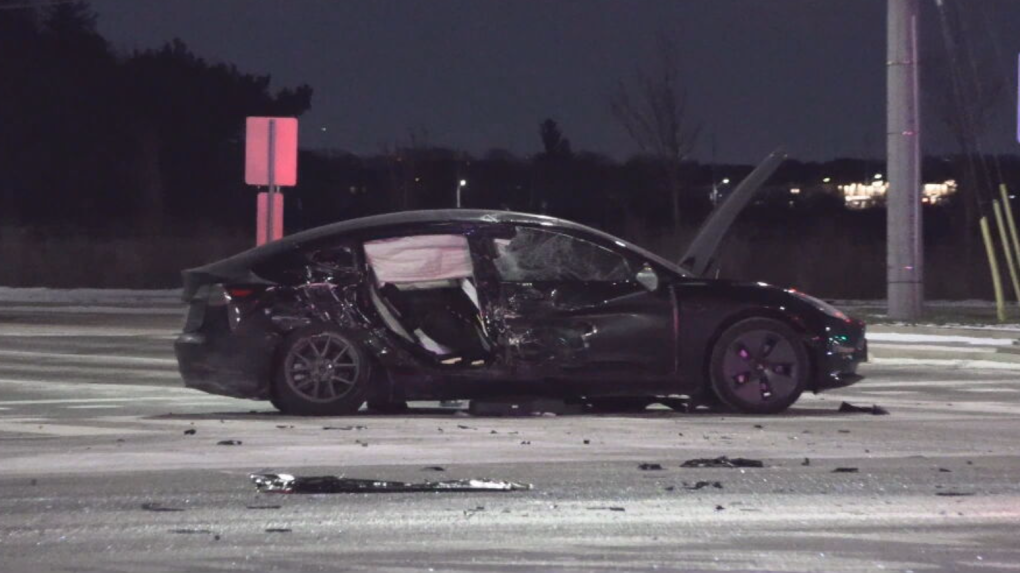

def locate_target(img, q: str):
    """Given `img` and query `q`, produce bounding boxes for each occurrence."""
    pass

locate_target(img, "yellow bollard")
[993,200,1020,307]
[980,216,1007,323]
[999,185,1020,297]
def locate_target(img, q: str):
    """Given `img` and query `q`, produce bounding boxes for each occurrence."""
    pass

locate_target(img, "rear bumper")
[175,331,278,400]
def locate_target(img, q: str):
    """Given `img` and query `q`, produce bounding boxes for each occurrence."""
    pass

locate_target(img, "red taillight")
[227,287,256,298]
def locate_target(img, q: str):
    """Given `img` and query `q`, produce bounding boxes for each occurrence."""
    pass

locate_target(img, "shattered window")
[308,244,356,270]
[493,227,633,282]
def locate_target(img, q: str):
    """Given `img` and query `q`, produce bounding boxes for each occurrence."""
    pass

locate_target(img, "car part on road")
[638,463,664,471]
[250,473,532,494]
[838,401,890,415]
[216,440,242,446]
[684,481,723,490]
[832,467,860,473]
[709,318,809,414]
[680,456,765,468]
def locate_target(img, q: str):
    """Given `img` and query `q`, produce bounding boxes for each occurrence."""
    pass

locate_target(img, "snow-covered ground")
[0,287,181,305]
[866,332,1018,346]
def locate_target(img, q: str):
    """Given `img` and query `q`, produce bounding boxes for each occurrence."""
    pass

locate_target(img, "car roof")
[182,209,688,299]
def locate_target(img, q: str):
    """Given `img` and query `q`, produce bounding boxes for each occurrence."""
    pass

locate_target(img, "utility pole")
[887,0,923,320]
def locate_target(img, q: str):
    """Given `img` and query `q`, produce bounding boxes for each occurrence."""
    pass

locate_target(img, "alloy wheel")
[284,332,361,403]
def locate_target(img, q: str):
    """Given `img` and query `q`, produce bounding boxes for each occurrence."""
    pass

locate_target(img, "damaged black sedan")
[176,207,866,416]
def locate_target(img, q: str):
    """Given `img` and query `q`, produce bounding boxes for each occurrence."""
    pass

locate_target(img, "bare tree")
[610,34,700,229]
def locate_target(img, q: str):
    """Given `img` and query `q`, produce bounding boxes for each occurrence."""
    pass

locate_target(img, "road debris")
[936,491,975,497]
[421,466,446,472]
[169,528,213,534]
[250,473,532,494]
[802,458,811,466]
[838,402,890,415]
[681,456,764,468]
[587,506,626,512]
[183,429,196,435]
[245,504,282,510]
[832,467,859,473]
[684,481,723,490]
[217,440,242,446]
[265,528,292,533]
[638,463,664,471]
[715,505,725,511]
[141,502,185,512]
[323,425,366,431]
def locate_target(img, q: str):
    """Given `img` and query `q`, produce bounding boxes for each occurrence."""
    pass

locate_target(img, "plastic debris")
[684,481,723,490]
[639,463,664,471]
[250,473,532,494]
[838,402,890,415]
[681,456,764,468]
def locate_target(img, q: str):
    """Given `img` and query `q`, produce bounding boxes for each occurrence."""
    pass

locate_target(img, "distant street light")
[456,179,468,208]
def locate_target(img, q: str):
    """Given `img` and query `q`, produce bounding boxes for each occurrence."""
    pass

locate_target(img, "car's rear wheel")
[709,318,808,414]
[272,326,372,416]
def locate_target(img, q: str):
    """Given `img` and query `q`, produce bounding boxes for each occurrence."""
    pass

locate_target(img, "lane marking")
[869,357,1020,370]
[867,332,1018,346]
[869,343,991,353]
[0,349,177,366]
[64,405,123,410]
[0,305,182,315]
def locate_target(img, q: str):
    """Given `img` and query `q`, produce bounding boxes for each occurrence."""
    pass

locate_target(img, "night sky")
[89,0,1020,163]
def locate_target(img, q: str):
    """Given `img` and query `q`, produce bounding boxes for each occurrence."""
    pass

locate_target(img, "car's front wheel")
[272,326,372,416]
[708,318,808,414]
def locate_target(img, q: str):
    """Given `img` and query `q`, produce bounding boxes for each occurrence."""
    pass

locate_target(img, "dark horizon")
[87,0,1020,164]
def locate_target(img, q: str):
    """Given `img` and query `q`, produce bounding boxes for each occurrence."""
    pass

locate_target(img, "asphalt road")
[2,302,1020,572]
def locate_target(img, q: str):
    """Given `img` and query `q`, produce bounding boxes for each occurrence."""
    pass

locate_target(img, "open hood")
[678,149,787,277]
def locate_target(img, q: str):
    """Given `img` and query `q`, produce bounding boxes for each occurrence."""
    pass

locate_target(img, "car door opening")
[364,234,491,364]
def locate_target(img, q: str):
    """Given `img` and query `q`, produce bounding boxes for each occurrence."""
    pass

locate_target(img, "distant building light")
[874,173,883,180]
[790,188,801,195]
[823,177,832,183]
[721,178,730,184]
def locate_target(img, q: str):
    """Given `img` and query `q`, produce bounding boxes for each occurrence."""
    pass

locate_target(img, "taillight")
[227,287,256,298]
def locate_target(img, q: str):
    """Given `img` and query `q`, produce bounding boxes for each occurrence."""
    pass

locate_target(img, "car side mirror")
[635,265,659,292]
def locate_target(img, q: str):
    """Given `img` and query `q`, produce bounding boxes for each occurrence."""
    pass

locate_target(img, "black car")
[175,204,866,416]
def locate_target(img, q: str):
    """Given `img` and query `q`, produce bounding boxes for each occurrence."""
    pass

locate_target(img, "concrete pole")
[887,0,923,320]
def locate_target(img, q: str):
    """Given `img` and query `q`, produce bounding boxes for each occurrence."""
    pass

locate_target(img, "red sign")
[245,117,298,186]
[256,192,284,245]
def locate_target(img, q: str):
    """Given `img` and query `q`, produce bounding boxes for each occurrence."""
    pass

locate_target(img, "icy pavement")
[2,295,1020,571]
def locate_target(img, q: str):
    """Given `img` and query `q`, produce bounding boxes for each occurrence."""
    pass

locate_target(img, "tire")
[271,325,373,416]
[708,318,808,414]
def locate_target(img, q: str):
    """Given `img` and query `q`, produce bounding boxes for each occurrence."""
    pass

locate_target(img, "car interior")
[364,234,491,365]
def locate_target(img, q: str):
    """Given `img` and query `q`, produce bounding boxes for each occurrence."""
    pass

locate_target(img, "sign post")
[246,117,298,245]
